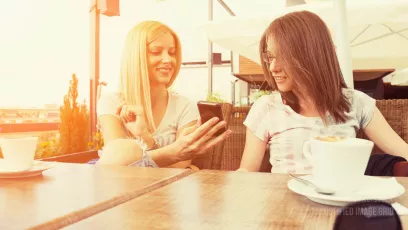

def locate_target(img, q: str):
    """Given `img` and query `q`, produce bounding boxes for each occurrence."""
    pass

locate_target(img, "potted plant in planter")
[206,92,226,103]
[248,90,272,105]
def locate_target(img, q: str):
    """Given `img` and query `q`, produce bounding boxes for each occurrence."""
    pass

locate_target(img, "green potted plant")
[249,90,272,104]
[206,92,226,103]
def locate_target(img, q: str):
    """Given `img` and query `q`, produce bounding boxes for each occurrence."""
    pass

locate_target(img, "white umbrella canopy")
[383,68,408,86]
[201,0,408,70]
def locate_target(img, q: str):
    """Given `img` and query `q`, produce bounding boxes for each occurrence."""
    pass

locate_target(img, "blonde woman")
[94,21,231,168]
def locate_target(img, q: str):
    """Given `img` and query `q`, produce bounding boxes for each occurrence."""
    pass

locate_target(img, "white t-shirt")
[97,87,199,148]
[243,88,376,174]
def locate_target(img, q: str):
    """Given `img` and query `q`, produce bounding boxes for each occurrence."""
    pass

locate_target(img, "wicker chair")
[191,103,233,170]
[219,106,272,172]
[220,106,250,171]
[221,99,408,173]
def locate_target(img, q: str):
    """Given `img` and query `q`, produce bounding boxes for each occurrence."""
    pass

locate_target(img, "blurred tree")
[59,74,89,154]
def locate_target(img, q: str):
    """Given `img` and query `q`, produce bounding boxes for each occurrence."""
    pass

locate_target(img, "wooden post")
[334,0,354,88]
[89,0,100,137]
[208,0,213,95]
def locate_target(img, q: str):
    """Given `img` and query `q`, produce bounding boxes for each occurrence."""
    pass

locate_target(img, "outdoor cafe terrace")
[1,0,408,229]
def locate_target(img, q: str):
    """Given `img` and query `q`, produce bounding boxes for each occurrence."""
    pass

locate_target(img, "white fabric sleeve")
[353,90,376,129]
[243,96,271,142]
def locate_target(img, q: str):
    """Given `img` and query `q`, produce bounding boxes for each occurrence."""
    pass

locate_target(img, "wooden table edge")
[28,168,195,230]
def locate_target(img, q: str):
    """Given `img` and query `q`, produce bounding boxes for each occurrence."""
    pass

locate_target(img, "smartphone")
[197,101,226,137]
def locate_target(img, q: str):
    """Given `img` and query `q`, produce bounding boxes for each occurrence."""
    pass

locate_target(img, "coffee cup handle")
[303,141,312,161]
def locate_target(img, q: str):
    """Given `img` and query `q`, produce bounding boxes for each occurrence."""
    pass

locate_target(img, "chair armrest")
[393,161,408,177]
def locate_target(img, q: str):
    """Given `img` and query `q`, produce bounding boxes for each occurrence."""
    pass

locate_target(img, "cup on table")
[0,136,38,171]
[303,136,374,191]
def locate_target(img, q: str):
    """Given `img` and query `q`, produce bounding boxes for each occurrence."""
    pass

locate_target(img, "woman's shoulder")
[252,91,283,108]
[341,88,376,128]
[342,88,375,106]
[168,91,197,110]
[168,91,199,113]
[246,92,283,118]
[168,91,193,104]
[166,91,199,129]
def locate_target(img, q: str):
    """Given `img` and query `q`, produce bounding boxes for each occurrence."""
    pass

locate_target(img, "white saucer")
[0,160,56,179]
[287,175,405,207]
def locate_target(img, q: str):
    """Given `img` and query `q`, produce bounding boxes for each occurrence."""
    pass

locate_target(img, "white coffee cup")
[303,136,374,191]
[0,136,38,171]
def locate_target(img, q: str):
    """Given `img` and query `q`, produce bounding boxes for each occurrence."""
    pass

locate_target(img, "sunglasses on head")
[334,200,402,230]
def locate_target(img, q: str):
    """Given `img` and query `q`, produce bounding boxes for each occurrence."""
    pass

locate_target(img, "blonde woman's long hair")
[119,21,182,133]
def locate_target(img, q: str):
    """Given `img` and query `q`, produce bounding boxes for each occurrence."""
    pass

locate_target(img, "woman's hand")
[173,117,232,161]
[116,104,149,137]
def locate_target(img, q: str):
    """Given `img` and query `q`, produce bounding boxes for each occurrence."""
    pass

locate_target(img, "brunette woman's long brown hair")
[259,11,350,124]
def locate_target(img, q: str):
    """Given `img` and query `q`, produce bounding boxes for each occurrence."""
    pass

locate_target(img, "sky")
[0,0,90,107]
[2,0,406,107]
[0,0,287,107]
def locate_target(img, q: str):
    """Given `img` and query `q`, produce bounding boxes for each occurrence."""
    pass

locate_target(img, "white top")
[243,89,376,174]
[97,87,199,148]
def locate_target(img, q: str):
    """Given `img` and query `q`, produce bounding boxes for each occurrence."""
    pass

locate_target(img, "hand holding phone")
[197,101,226,137]
[171,101,231,161]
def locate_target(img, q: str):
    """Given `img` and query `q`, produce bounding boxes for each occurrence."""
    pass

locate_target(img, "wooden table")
[0,163,192,230]
[66,170,408,230]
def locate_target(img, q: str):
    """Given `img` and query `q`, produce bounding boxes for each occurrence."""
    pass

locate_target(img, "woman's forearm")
[390,143,408,159]
[139,132,183,167]
[148,142,182,167]
[98,138,180,167]
[98,139,143,165]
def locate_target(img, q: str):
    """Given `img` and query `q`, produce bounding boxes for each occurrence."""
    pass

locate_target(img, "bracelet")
[123,124,159,151]
[130,135,148,152]
[127,141,159,168]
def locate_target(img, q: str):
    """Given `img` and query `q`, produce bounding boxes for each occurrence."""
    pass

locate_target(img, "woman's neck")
[150,85,168,109]
[292,90,318,116]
